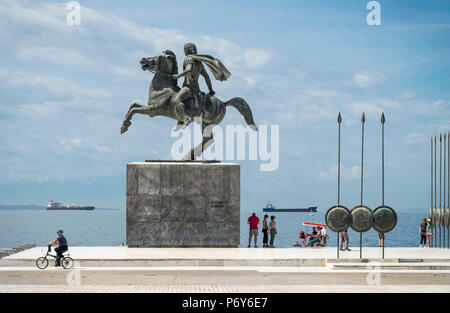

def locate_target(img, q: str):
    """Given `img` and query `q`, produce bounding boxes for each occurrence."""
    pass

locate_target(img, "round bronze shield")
[434,208,439,226]
[373,205,397,233]
[445,209,450,228]
[350,205,373,232]
[438,208,444,227]
[325,205,352,232]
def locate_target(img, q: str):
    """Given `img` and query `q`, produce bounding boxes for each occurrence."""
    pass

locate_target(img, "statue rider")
[172,43,231,130]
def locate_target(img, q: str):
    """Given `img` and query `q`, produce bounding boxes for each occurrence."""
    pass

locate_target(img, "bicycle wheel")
[36,257,48,269]
[61,257,74,269]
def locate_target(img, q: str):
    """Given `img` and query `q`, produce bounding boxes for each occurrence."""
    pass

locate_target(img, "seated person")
[295,230,307,247]
[308,227,321,247]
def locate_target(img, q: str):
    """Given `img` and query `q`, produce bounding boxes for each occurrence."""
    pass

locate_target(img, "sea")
[0,209,433,249]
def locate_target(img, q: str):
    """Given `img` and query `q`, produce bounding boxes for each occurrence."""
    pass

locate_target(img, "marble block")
[126,162,240,247]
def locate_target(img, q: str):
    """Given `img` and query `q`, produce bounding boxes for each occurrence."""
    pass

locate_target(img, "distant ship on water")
[46,200,95,211]
[262,201,317,213]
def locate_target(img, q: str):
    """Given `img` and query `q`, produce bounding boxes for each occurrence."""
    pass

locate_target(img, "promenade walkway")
[2,247,450,293]
[2,246,450,267]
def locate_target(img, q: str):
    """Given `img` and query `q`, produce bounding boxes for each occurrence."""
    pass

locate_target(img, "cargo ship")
[46,200,94,210]
[262,202,317,213]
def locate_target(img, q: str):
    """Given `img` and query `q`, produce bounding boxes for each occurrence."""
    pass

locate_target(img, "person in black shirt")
[48,229,68,267]
[419,218,427,248]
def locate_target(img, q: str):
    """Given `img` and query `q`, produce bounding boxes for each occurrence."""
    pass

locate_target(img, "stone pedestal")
[126,161,240,247]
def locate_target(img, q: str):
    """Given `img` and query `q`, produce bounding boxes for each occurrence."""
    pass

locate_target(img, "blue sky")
[0,0,449,213]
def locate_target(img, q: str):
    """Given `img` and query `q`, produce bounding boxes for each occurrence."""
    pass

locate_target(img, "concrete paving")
[2,246,450,267]
[4,246,450,260]
[1,284,450,293]
[1,267,449,285]
[1,246,449,293]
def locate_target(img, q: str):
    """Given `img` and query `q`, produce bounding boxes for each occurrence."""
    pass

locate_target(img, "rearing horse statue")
[120,50,257,160]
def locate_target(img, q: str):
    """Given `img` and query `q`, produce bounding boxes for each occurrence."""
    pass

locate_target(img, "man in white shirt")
[320,227,329,247]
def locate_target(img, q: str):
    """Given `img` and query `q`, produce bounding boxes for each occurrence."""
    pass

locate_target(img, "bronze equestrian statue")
[120,43,257,160]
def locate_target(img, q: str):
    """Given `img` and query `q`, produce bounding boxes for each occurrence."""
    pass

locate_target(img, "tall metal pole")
[440,134,442,248]
[448,131,449,249]
[444,133,447,248]
[431,137,434,247]
[337,112,342,259]
[381,113,385,259]
[435,135,437,248]
[360,112,365,259]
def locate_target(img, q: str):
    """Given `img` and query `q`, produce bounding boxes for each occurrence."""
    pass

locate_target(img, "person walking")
[269,216,277,248]
[426,218,433,248]
[262,215,269,248]
[419,218,427,248]
[247,213,260,248]
[340,229,351,251]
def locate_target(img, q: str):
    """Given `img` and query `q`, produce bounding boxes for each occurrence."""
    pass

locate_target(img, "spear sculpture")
[372,113,397,258]
[430,136,434,248]
[432,135,437,248]
[360,113,365,258]
[337,112,342,258]
[441,133,447,248]
[444,132,450,249]
[440,134,442,248]
[325,113,351,259]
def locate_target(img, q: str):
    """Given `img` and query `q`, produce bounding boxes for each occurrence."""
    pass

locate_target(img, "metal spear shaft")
[381,113,385,259]
[337,112,342,259]
[440,134,442,248]
[444,133,446,248]
[360,113,365,259]
[431,136,434,248]
[435,135,437,248]
[448,132,449,249]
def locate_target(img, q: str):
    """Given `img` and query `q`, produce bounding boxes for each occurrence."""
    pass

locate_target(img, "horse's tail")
[224,97,257,131]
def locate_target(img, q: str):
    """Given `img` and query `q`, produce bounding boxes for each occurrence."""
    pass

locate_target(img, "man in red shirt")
[247,213,260,248]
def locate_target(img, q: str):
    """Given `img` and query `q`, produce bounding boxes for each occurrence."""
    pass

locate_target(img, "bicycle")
[36,246,74,269]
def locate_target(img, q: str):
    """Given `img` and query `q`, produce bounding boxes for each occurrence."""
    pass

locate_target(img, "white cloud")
[353,68,387,88]
[405,133,428,144]
[0,1,272,77]
[320,163,361,181]
[244,76,256,86]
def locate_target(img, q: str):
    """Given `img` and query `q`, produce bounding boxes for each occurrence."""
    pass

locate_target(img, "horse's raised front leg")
[121,103,157,134]
[121,103,143,134]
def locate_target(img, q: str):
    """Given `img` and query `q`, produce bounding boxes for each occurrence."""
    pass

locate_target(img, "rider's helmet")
[57,229,63,234]
[184,42,197,55]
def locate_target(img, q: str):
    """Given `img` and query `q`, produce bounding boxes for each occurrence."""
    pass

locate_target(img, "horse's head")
[140,50,178,75]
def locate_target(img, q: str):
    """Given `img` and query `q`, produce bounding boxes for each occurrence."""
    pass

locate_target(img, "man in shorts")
[247,213,260,248]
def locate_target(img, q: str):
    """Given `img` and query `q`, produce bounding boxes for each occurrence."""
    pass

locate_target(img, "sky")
[0,0,449,212]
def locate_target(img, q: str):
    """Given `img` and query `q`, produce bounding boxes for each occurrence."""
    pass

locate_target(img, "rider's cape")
[189,54,231,81]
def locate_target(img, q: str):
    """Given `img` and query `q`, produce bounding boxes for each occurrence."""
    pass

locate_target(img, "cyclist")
[48,229,68,267]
